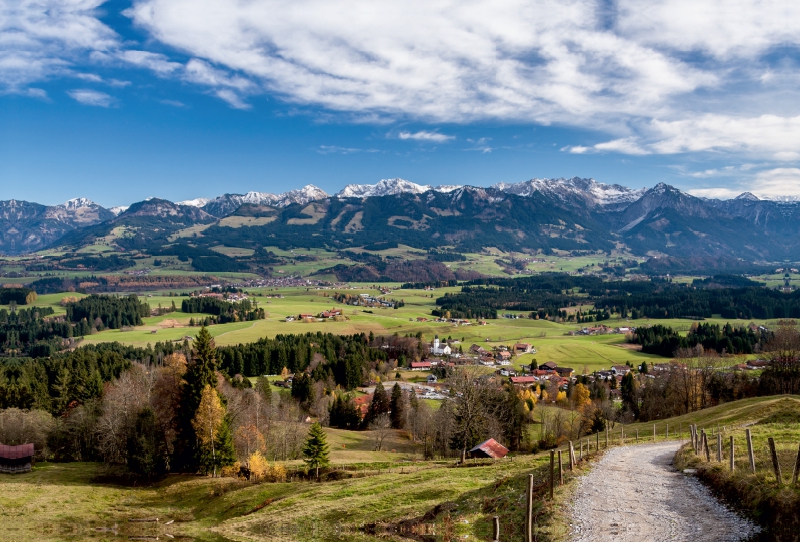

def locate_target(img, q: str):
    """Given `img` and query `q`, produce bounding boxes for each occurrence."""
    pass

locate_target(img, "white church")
[431,335,451,356]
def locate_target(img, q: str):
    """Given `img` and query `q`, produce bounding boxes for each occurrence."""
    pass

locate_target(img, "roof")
[510,376,536,384]
[410,361,432,368]
[468,438,509,459]
[0,443,34,460]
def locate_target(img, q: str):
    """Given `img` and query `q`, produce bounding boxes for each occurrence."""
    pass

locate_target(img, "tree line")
[631,322,767,357]
[65,294,150,330]
[181,297,265,323]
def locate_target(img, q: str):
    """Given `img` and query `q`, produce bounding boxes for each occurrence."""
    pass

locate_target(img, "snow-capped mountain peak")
[177,198,210,207]
[735,192,760,201]
[59,197,97,210]
[109,206,129,216]
[492,177,646,207]
[336,178,431,198]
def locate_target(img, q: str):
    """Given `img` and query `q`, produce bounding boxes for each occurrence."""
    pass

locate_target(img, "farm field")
[51,283,776,373]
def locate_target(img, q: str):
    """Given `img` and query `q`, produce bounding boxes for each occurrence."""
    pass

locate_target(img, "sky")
[2,0,800,207]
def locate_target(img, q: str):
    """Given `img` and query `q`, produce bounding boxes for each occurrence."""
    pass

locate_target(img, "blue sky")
[2,0,800,207]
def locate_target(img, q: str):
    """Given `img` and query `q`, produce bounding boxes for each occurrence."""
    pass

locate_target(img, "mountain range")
[2,177,800,262]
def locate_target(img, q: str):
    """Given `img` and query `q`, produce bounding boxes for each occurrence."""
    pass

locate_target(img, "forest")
[631,322,767,357]
[433,274,800,321]
[65,294,151,330]
[181,297,266,323]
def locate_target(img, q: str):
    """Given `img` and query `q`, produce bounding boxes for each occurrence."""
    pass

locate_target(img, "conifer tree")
[302,422,330,480]
[390,383,405,429]
[366,381,390,425]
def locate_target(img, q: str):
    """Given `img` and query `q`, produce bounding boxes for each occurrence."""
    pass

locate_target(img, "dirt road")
[568,442,759,541]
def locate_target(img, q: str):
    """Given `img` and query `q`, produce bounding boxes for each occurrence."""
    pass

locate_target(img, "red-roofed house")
[410,361,432,371]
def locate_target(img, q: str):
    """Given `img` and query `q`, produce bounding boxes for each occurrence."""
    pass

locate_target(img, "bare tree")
[369,413,392,451]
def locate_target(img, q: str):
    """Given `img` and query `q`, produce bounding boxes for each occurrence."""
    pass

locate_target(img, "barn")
[0,443,34,473]
[467,438,509,459]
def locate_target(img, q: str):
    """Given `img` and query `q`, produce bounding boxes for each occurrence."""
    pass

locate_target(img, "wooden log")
[527,473,534,542]
[558,450,563,485]
[717,433,722,462]
[730,436,735,472]
[703,431,711,462]
[746,429,756,474]
[549,450,555,500]
[493,515,500,542]
[768,437,782,484]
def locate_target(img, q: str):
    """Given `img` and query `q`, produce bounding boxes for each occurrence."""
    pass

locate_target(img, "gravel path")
[568,441,759,541]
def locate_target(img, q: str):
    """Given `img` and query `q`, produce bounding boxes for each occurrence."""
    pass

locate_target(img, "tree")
[175,327,219,471]
[127,407,166,481]
[366,381,390,425]
[571,383,592,409]
[369,413,392,451]
[302,422,330,480]
[389,383,405,429]
[192,384,225,477]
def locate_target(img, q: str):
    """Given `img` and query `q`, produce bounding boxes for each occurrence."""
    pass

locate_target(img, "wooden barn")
[468,438,509,459]
[0,443,34,473]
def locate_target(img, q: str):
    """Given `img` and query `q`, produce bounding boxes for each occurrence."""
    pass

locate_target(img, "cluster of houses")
[568,324,634,336]
[345,293,397,309]
[285,307,345,322]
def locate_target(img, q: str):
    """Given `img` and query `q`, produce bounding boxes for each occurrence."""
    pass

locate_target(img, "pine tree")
[366,381,390,425]
[389,383,405,429]
[302,422,330,480]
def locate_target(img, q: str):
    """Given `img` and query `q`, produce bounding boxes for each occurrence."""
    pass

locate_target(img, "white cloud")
[751,168,800,200]
[687,188,743,199]
[160,99,185,107]
[6,0,800,158]
[67,88,115,107]
[317,145,380,154]
[397,130,454,143]
[0,0,118,88]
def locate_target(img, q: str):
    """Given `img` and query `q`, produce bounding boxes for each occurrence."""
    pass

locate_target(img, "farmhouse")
[514,343,533,353]
[539,361,558,370]
[410,361,432,371]
[468,438,509,459]
[0,443,34,473]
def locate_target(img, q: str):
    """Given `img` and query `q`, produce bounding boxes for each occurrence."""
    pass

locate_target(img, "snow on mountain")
[492,177,646,207]
[201,185,329,217]
[178,198,210,207]
[109,206,128,216]
[335,178,463,198]
[58,197,98,210]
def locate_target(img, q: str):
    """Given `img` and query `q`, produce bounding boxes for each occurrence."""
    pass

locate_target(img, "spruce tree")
[174,327,219,471]
[389,383,405,429]
[366,381,390,425]
[127,407,166,481]
[302,422,330,480]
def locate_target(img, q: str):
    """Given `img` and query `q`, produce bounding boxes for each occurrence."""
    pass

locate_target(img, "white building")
[431,335,451,356]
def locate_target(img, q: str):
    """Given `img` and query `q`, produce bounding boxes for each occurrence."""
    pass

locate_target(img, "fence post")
[717,433,722,462]
[730,436,735,472]
[558,450,563,485]
[703,431,711,461]
[680,422,682,444]
[746,429,756,474]
[666,424,669,441]
[549,450,555,500]
[493,515,500,542]
[527,473,534,542]
[621,425,624,444]
[793,443,800,486]
[569,441,575,471]
[580,439,583,461]
[768,437,782,485]
[596,431,599,452]
[636,429,639,443]
[605,426,609,448]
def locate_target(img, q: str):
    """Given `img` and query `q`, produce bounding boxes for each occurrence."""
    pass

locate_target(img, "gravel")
[568,441,760,541]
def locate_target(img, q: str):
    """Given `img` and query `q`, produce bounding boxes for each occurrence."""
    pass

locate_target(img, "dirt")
[568,442,759,541]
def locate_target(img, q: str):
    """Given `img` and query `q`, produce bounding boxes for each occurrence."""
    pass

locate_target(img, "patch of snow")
[177,198,210,207]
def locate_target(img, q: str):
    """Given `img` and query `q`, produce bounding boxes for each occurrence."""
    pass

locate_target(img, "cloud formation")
[4,0,800,167]
[67,88,115,107]
[397,131,454,143]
